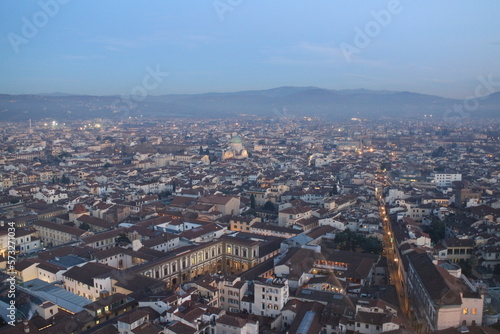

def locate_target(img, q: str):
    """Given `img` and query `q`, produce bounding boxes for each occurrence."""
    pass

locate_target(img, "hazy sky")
[1,1,499,98]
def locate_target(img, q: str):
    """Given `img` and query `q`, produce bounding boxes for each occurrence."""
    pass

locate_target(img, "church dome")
[231,135,243,144]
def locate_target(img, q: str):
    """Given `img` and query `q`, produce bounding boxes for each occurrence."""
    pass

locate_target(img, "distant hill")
[0,87,499,121]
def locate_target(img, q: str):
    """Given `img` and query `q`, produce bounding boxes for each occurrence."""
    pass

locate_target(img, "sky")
[1,0,499,98]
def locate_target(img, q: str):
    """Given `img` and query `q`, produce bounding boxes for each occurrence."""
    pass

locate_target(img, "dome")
[231,135,243,144]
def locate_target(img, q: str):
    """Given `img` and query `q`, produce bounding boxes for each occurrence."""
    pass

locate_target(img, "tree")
[158,190,172,199]
[329,186,338,196]
[333,229,383,254]
[250,194,256,209]
[263,201,275,211]
[61,174,71,184]
[115,233,131,245]
[333,229,360,251]
[431,146,445,158]
[380,162,391,171]
[80,222,91,231]
[427,216,445,243]
[494,264,500,276]
[199,146,204,155]
[362,237,383,254]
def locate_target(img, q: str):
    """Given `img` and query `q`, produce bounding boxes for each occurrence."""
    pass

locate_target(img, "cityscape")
[2,1,500,334]
[0,115,499,334]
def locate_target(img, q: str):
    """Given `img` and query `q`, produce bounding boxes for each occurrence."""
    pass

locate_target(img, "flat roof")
[20,278,93,313]
[48,254,88,268]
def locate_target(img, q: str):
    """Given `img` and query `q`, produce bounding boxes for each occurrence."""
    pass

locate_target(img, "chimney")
[23,321,30,333]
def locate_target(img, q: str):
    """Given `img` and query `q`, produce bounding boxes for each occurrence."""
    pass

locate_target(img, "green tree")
[333,229,360,251]
[362,237,383,254]
[80,222,91,231]
[158,190,172,199]
[61,174,71,184]
[380,162,391,171]
[428,216,445,243]
[250,194,256,209]
[431,146,445,158]
[263,201,275,211]
[494,264,500,276]
[333,229,383,254]
[329,186,338,196]
[115,233,131,245]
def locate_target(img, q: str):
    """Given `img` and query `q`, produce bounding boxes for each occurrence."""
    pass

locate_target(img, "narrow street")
[378,192,410,316]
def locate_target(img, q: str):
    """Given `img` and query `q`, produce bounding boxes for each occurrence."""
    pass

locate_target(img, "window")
[357,323,360,327]
[472,308,477,315]
[463,308,468,315]
[365,324,369,329]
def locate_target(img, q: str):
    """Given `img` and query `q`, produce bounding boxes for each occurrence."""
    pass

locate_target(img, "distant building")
[434,173,462,187]
[222,135,248,160]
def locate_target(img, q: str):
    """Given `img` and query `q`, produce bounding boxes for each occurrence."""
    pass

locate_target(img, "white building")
[434,173,462,187]
[253,277,289,320]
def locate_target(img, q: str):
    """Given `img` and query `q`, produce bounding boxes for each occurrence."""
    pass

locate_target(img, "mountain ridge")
[1,86,499,121]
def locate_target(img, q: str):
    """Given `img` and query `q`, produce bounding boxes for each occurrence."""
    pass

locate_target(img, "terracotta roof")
[33,220,87,236]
